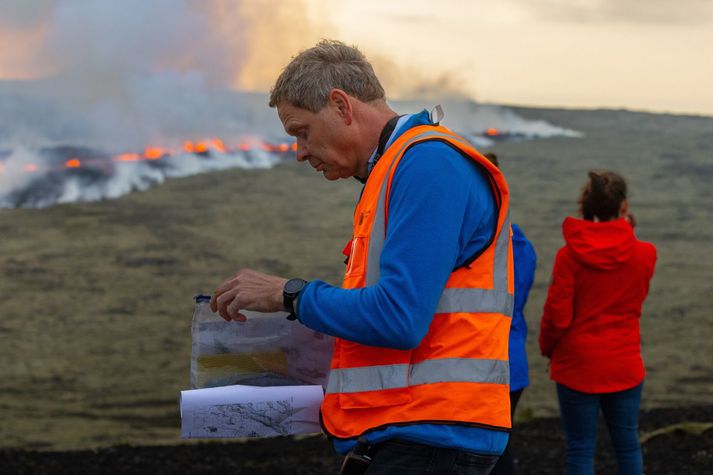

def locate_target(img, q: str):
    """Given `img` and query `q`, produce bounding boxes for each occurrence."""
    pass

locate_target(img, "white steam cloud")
[0,0,292,208]
[0,0,280,149]
[0,1,581,208]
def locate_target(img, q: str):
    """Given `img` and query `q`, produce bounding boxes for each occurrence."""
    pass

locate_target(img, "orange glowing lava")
[13,136,295,175]
[113,153,141,162]
[211,139,227,153]
[144,147,166,160]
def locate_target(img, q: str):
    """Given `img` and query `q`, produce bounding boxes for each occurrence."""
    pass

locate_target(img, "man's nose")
[295,142,308,162]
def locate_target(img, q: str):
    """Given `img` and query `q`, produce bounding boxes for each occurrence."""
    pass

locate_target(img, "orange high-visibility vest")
[321,124,514,440]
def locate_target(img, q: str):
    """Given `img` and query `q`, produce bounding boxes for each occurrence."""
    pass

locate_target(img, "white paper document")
[180,384,324,438]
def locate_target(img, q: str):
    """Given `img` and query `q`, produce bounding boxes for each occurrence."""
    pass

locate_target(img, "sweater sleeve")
[539,247,576,357]
[513,228,537,314]
[297,142,495,349]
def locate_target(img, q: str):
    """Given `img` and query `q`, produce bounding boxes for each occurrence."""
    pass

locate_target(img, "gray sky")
[1,0,711,116]
[327,0,713,115]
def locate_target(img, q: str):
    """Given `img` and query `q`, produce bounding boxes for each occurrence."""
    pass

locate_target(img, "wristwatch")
[283,278,308,321]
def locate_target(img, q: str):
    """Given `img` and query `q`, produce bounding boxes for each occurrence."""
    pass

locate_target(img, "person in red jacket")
[540,170,656,475]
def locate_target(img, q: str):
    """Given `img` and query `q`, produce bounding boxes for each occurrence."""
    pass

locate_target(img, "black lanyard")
[373,114,402,170]
[354,114,401,185]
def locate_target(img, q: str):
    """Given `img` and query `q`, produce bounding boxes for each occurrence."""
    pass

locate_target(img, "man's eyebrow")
[285,124,304,136]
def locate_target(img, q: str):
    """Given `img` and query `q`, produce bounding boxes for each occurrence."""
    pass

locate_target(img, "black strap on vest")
[378,136,501,272]
[349,122,499,272]
[354,114,401,185]
[374,114,402,169]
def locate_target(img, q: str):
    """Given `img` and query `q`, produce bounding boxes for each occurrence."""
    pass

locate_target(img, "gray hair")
[269,39,386,112]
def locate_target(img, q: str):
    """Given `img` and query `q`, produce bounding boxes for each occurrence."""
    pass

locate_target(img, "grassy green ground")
[0,106,711,450]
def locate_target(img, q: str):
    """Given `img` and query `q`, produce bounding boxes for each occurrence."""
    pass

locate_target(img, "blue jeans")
[363,439,499,474]
[556,382,643,475]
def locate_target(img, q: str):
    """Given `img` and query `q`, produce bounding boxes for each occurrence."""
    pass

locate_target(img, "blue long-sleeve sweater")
[510,223,537,392]
[297,110,508,455]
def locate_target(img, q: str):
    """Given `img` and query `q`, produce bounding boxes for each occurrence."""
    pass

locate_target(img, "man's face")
[277,101,359,181]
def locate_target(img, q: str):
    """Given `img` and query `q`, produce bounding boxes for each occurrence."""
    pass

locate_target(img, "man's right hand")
[210,269,287,322]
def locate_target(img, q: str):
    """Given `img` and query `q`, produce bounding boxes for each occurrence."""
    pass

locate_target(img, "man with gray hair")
[211,40,514,474]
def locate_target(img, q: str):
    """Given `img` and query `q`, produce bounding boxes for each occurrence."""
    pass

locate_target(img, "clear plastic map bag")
[190,295,333,389]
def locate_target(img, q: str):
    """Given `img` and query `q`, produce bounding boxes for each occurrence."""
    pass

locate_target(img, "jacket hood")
[562,217,635,270]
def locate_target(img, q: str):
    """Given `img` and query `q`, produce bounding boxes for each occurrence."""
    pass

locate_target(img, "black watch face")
[284,278,306,294]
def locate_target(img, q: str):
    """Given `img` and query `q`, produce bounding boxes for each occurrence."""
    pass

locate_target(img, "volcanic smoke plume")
[0,0,317,207]
[0,0,580,208]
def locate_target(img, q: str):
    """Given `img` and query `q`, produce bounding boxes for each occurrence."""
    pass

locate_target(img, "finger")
[226,298,245,322]
[215,274,241,297]
[233,312,247,322]
[212,275,242,311]
[211,279,232,312]
[216,288,239,321]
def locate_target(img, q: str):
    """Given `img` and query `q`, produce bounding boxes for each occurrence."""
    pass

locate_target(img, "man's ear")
[328,89,353,125]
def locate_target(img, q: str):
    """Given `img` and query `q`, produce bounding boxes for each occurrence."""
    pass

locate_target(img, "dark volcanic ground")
[1,107,712,473]
[2,406,712,475]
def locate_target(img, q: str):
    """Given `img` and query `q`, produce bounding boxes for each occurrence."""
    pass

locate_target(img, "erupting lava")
[0,138,297,176]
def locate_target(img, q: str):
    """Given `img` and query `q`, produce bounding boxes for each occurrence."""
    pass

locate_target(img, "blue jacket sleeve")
[512,224,537,316]
[297,142,495,349]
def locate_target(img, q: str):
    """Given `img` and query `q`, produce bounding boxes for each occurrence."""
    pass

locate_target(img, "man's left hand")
[210,269,287,322]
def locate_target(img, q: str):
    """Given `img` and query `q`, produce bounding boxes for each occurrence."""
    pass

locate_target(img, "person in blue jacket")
[486,153,537,475]
[211,40,509,474]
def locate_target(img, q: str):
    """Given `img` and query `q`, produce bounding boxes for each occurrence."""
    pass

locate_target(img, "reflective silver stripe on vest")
[326,363,409,394]
[436,288,514,317]
[410,358,509,386]
[434,211,514,316]
[366,131,460,286]
[364,129,513,316]
[325,358,509,394]
[365,153,399,286]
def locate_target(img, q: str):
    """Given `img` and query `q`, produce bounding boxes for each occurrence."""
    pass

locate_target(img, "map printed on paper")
[180,384,323,439]
[194,399,294,437]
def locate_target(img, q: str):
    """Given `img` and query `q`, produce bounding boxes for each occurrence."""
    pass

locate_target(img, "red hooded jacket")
[539,217,657,393]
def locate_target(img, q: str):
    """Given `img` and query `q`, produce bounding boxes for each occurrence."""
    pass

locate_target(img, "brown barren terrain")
[0,106,711,473]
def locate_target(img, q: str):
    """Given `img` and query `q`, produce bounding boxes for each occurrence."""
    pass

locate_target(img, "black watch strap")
[283,278,307,321]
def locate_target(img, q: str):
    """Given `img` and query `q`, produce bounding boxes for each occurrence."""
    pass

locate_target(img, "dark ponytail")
[578,170,627,222]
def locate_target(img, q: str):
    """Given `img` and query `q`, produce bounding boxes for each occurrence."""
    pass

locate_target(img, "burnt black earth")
[1,406,711,475]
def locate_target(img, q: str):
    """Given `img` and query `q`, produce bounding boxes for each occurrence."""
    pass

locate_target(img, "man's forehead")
[277,103,300,122]
[277,103,315,128]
